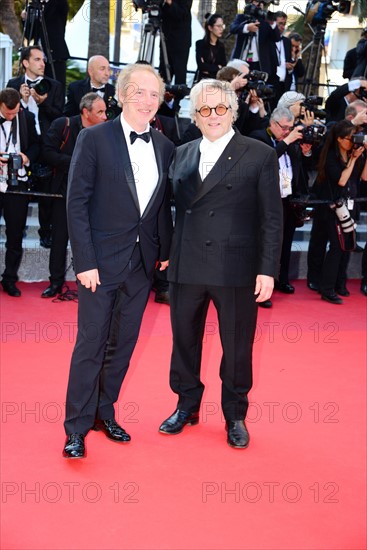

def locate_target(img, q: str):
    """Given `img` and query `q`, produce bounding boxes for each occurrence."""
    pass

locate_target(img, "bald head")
[88,55,111,87]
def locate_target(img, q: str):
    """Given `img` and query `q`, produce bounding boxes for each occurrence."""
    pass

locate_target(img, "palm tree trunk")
[88,0,109,59]
[216,0,238,59]
[0,0,22,50]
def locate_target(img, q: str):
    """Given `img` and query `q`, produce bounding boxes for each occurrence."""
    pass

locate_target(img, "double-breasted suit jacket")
[168,130,283,288]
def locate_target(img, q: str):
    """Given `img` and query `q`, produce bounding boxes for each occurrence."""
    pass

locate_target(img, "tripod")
[138,11,171,83]
[20,0,55,79]
[300,23,330,98]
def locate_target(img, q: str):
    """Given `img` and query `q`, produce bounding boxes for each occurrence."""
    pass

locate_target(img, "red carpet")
[1,282,366,550]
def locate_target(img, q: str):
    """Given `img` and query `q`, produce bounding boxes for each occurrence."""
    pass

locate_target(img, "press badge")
[347,199,354,210]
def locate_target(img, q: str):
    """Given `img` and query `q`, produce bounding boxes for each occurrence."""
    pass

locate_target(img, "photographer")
[325,77,367,123]
[229,0,280,100]
[287,32,305,92]
[0,88,39,297]
[40,93,107,299]
[64,56,119,119]
[249,107,312,306]
[313,120,367,303]
[7,45,64,249]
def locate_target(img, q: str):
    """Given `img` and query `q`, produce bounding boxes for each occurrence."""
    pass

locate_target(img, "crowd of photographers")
[0,0,366,304]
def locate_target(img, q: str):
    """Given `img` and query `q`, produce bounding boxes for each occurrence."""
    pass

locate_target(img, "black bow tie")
[26,79,39,86]
[130,131,151,144]
[0,116,6,125]
[92,86,105,93]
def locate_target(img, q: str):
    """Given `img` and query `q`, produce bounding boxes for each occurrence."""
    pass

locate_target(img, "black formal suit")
[64,117,174,435]
[42,115,83,286]
[230,15,280,79]
[7,75,64,138]
[63,78,117,117]
[1,110,40,284]
[167,130,283,420]
[325,83,351,123]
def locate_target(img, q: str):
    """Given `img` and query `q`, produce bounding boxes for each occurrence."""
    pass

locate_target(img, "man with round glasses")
[159,79,283,448]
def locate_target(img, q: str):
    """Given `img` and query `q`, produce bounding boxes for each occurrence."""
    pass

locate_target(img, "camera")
[306,0,351,26]
[299,122,326,145]
[352,133,367,146]
[240,70,274,100]
[105,96,121,120]
[27,78,50,95]
[1,153,23,187]
[332,199,356,233]
[133,0,164,16]
[300,96,327,119]
[165,84,190,101]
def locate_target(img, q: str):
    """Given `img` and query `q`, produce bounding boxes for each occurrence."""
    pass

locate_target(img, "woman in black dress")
[195,13,227,81]
[314,120,367,303]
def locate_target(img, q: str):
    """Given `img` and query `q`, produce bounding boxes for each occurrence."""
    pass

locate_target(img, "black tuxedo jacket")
[67,117,174,280]
[230,15,280,78]
[7,75,64,137]
[167,130,283,286]
[63,78,117,117]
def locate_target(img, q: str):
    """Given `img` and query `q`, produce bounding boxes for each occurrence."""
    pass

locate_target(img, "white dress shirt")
[120,114,158,216]
[199,128,235,181]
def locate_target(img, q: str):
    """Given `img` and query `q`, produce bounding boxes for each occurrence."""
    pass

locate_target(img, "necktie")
[130,131,151,144]
[92,86,105,93]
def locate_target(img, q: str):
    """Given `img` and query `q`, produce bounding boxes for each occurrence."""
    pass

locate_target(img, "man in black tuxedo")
[63,63,174,458]
[229,0,280,93]
[159,79,283,448]
[159,0,193,84]
[7,45,65,248]
[0,88,39,297]
[63,56,118,118]
[41,93,107,299]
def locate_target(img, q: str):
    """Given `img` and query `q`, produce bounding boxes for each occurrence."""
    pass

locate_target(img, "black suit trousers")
[64,245,152,435]
[49,197,69,285]
[1,193,30,283]
[169,282,258,421]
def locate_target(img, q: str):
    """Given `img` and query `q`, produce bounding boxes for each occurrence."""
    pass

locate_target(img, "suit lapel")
[193,132,249,204]
[112,117,140,213]
[142,129,164,218]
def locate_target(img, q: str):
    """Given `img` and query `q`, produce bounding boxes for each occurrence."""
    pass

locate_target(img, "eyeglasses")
[195,104,231,117]
[342,136,353,141]
[275,120,294,132]
[213,24,226,29]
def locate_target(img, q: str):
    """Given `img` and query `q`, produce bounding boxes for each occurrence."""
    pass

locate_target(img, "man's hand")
[30,89,48,105]
[352,108,367,127]
[255,274,274,303]
[77,269,101,292]
[283,124,303,145]
[158,260,169,271]
[247,21,260,33]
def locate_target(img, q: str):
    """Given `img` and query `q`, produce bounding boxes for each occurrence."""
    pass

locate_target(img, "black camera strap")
[1,115,17,153]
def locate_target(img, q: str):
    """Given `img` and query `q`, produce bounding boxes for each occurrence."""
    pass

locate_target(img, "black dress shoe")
[93,419,131,442]
[39,235,52,248]
[307,281,319,292]
[63,433,85,458]
[226,420,250,449]
[258,299,272,308]
[335,286,350,297]
[155,290,170,305]
[159,410,199,435]
[361,283,367,297]
[275,282,295,294]
[41,283,63,298]
[1,281,21,297]
[321,293,343,305]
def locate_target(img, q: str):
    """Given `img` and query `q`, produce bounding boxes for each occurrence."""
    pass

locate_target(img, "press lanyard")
[1,117,17,153]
